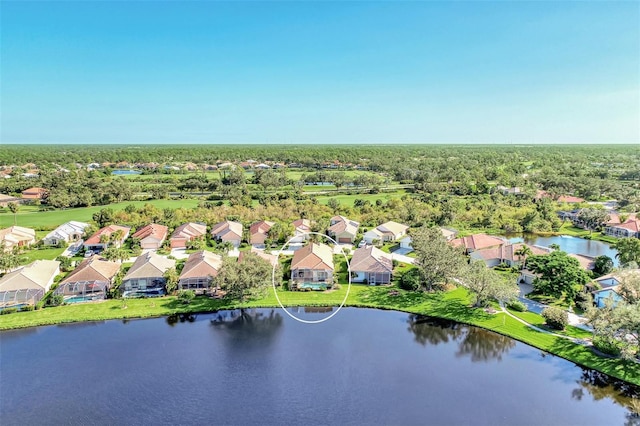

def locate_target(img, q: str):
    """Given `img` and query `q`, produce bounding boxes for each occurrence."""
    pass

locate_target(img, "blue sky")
[1,1,638,144]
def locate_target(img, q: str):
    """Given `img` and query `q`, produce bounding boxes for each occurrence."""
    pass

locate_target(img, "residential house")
[291,219,312,244]
[363,221,409,244]
[249,220,275,248]
[593,287,623,308]
[399,236,413,251]
[132,223,169,250]
[450,233,506,254]
[440,227,458,241]
[21,187,48,202]
[83,225,131,253]
[121,252,175,297]
[0,260,60,308]
[496,185,522,195]
[55,256,121,301]
[568,253,596,271]
[0,226,36,251]
[290,243,334,289]
[178,250,223,293]
[0,193,21,207]
[518,269,539,286]
[470,243,551,268]
[350,245,393,285]
[211,220,243,248]
[535,190,585,204]
[169,222,207,249]
[239,247,279,268]
[42,221,90,246]
[604,218,640,239]
[327,215,359,244]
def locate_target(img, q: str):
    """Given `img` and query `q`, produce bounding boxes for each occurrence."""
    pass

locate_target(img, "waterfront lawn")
[507,309,592,340]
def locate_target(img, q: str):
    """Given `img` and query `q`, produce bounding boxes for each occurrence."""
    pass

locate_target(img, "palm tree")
[514,245,533,269]
[7,202,19,225]
[111,229,125,248]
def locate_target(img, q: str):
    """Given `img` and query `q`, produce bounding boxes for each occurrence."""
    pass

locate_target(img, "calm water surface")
[508,234,619,265]
[1,308,638,425]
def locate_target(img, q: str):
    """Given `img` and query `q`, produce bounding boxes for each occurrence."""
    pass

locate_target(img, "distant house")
[42,221,90,246]
[327,215,359,244]
[83,225,131,253]
[121,252,175,297]
[0,226,36,251]
[0,260,60,308]
[290,243,334,289]
[211,220,243,248]
[496,186,522,195]
[132,223,169,250]
[21,187,48,201]
[291,219,312,244]
[536,190,585,204]
[239,247,279,268]
[604,218,640,239]
[0,193,21,207]
[169,222,207,249]
[399,236,413,251]
[518,269,539,285]
[450,234,506,254]
[440,227,458,242]
[249,220,275,248]
[568,253,596,271]
[178,250,223,293]
[350,245,393,285]
[363,221,409,244]
[56,256,121,301]
[593,287,622,308]
[470,243,551,268]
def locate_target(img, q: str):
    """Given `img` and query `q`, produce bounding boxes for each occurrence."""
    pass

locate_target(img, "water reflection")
[572,369,640,425]
[210,308,283,348]
[407,315,515,362]
[166,313,197,326]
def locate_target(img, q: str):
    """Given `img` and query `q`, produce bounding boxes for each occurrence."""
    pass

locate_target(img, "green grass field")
[315,190,407,206]
[0,199,201,229]
[18,247,66,265]
[1,285,638,386]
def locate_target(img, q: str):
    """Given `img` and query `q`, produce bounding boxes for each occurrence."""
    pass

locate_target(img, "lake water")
[1,308,638,425]
[508,234,619,265]
[111,170,142,175]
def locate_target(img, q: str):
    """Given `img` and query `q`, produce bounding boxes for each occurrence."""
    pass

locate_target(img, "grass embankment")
[1,285,639,386]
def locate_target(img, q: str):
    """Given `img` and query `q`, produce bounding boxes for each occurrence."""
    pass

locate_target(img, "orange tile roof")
[132,223,168,241]
[84,225,130,245]
[291,243,334,271]
[450,234,506,251]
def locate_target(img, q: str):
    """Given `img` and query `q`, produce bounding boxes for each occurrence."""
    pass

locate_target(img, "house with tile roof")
[363,221,409,244]
[604,218,640,238]
[0,193,21,207]
[0,260,60,308]
[350,245,393,285]
[291,219,312,244]
[211,220,243,248]
[132,223,169,250]
[121,251,175,297]
[169,222,207,248]
[0,226,36,252]
[239,247,279,268]
[178,250,223,293]
[83,225,130,252]
[56,256,121,301]
[290,243,334,289]
[43,221,90,246]
[450,233,507,254]
[21,187,48,201]
[249,220,275,248]
[470,243,551,267]
[327,215,359,244]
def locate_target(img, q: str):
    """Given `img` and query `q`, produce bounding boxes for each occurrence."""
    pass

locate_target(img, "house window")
[298,270,305,278]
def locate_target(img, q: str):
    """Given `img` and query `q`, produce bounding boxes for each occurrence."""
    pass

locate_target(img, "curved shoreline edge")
[1,287,638,387]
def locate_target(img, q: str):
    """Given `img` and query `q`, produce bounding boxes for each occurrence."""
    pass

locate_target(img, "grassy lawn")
[315,190,407,206]
[507,309,593,340]
[1,284,638,386]
[0,199,201,229]
[18,246,66,265]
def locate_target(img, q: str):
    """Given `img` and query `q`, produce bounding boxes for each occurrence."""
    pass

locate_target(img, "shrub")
[541,306,568,330]
[592,335,622,357]
[20,305,35,312]
[399,268,422,291]
[45,294,64,307]
[177,290,195,304]
[507,301,527,312]
[0,307,18,315]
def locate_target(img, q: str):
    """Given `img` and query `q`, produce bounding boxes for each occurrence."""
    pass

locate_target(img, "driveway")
[517,282,592,331]
[390,253,414,264]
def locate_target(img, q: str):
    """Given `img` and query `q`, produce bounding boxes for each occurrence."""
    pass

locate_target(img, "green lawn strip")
[1,285,638,386]
[315,191,406,206]
[507,309,593,339]
[18,246,66,265]
[0,199,201,229]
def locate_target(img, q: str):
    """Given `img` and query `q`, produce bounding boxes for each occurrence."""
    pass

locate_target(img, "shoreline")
[1,286,638,387]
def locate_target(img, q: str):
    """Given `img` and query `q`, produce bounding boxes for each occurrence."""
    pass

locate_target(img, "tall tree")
[614,238,640,268]
[7,202,19,225]
[462,261,519,307]
[215,253,276,301]
[592,255,614,277]
[411,226,467,291]
[526,250,591,302]
[514,245,533,269]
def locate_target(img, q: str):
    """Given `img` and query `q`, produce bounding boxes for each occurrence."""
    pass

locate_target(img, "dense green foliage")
[527,251,592,303]
[542,306,569,330]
